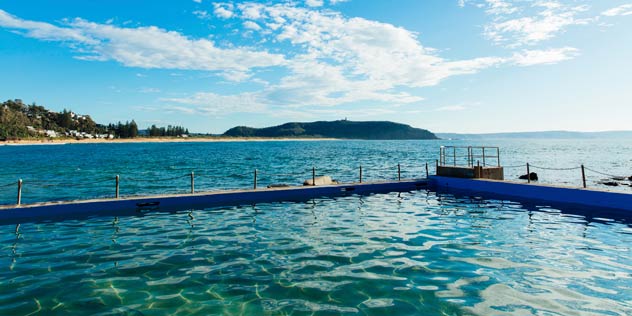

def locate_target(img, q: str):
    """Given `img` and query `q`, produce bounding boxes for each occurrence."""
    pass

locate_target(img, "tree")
[58,109,73,129]
[130,120,138,138]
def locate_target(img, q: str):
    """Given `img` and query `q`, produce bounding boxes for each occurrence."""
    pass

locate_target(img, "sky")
[0,0,631,134]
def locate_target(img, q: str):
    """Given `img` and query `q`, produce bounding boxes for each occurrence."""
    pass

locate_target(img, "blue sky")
[1,0,631,133]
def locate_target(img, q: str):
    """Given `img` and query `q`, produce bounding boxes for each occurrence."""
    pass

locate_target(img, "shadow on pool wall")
[0,180,429,225]
[429,176,632,223]
[431,188,632,226]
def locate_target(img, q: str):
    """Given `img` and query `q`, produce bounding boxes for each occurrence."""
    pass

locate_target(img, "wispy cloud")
[481,1,592,47]
[602,4,632,17]
[511,47,578,66]
[0,9,285,75]
[192,10,210,19]
[161,92,265,115]
[485,0,518,15]
[138,87,161,93]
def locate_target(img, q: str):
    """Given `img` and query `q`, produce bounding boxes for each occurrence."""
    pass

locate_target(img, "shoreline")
[0,137,341,145]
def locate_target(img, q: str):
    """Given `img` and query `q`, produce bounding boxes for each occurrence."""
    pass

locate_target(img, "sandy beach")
[0,137,340,145]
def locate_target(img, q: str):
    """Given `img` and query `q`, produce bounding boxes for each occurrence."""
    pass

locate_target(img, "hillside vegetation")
[0,99,188,140]
[223,120,438,140]
[0,99,111,139]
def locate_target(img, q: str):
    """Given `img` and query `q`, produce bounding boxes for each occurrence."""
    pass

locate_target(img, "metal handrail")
[439,146,500,167]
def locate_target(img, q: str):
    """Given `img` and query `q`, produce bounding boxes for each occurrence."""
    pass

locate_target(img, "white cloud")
[192,0,202,3]
[167,3,578,114]
[193,10,210,19]
[234,3,507,91]
[0,4,581,116]
[213,3,234,19]
[482,1,591,47]
[305,0,324,7]
[0,9,285,76]
[220,70,253,82]
[243,20,261,30]
[0,10,96,43]
[511,47,579,66]
[602,4,632,17]
[485,0,518,15]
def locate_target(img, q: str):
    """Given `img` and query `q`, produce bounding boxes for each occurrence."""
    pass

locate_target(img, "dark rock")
[628,176,632,181]
[600,181,619,187]
[612,176,626,181]
[519,172,538,181]
[267,184,291,188]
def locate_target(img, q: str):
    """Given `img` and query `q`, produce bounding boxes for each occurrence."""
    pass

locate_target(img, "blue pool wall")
[2,176,632,225]
[430,176,632,212]
[0,180,428,224]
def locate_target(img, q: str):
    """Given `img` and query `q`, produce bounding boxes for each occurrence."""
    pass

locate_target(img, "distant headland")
[1,99,438,141]
[222,120,438,140]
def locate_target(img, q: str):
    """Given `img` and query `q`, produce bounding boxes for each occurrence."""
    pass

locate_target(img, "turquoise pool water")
[1,190,631,315]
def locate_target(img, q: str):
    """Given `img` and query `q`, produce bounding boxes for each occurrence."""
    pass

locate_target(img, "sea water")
[1,139,631,205]
[0,190,630,315]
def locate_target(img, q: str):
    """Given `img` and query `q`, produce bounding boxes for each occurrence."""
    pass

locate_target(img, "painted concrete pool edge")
[0,179,429,223]
[429,176,632,213]
[2,176,632,224]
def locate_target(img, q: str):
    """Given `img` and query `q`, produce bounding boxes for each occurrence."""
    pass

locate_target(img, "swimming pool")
[1,190,631,315]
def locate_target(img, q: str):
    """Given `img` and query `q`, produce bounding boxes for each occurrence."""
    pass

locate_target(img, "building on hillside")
[45,130,58,138]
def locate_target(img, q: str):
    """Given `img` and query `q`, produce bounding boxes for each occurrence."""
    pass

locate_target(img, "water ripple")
[1,190,631,315]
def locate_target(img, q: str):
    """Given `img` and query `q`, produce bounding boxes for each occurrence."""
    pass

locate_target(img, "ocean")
[1,139,631,205]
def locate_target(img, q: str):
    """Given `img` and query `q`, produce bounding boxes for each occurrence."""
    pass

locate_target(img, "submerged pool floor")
[1,190,631,315]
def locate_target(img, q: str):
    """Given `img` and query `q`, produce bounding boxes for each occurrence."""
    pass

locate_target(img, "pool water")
[1,190,631,315]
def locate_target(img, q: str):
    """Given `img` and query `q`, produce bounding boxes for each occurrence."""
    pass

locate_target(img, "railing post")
[190,171,195,193]
[581,164,586,188]
[453,147,456,166]
[359,165,363,183]
[435,159,439,175]
[312,167,316,186]
[482,147,486,167]
[497,148,500,167]
[526,163,531,184]
[425,162,429,178]
[115,175,120,199]
[398,164,401,181]
[476,160,480,178]
[254,169,258,190]
[16,179,22,206]
[468,146,472,167]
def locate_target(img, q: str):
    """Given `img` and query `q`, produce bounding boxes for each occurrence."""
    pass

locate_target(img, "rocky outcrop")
[519,172,538,181]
